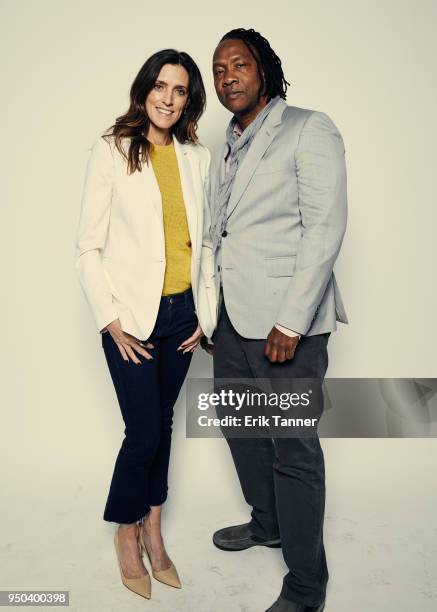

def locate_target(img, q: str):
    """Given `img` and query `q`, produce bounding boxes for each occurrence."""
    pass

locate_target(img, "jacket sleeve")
[201,147,213,252]
[197,147,217,335]
[275,111,348,335]
[75,136,118,333]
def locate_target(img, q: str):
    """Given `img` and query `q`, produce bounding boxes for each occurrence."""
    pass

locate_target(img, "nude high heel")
[114,524,151,599]
[138,527,182,589]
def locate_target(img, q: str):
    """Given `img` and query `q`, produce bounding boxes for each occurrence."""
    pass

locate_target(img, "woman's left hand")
[177,324,204,354]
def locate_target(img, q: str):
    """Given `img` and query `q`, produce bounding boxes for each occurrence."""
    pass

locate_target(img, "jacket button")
[222,230,228,237]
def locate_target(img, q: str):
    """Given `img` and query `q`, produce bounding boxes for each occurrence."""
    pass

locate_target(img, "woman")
[75,49,217,600]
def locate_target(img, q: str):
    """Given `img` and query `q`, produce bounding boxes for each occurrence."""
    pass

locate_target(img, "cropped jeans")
[101,287,198,524]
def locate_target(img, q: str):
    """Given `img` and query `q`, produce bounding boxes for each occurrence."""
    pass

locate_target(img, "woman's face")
[145,63,189,132]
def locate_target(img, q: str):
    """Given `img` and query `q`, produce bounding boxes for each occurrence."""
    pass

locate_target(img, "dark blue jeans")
[102,288,198,524]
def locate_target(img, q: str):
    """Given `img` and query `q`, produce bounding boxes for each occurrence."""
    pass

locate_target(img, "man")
[204,28,348,612]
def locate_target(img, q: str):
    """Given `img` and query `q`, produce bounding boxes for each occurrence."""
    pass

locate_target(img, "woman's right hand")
[106,319,154,364]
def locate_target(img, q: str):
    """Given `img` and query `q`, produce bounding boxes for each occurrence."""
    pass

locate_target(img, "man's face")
[212,39,264,115]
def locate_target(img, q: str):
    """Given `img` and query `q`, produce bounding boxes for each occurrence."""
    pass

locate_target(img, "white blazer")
[75,133,217,340]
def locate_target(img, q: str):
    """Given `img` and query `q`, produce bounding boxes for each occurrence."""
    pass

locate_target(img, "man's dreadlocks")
[219,27,290,101]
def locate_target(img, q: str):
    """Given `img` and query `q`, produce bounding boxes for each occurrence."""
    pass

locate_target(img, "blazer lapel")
[173,136,198,249]
[120,137,164,226]
[226,98,287,220]
[142,161,163,223]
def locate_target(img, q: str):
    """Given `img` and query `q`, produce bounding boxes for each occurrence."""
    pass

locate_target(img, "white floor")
[2,433,437,612]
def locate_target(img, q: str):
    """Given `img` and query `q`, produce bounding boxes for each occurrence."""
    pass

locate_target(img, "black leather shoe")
[265,596,325,612]
[213,522,281,551]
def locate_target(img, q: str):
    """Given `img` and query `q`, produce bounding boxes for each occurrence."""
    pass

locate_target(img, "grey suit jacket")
[208,99,349,338]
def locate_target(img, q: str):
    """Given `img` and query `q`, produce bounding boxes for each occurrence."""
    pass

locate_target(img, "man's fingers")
[285,346,295,360]
[276,348,287,363]
[201,340,214,355]
[270,349,278,363]
[266,343,278,363]
[265,334,298,363]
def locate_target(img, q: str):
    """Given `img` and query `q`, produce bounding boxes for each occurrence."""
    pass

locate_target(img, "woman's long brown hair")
[104,49,206,174]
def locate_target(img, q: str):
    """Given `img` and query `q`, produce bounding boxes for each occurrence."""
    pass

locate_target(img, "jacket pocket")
[265,255,297,277]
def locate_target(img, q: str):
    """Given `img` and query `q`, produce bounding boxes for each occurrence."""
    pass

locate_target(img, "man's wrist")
[274,323,301,338]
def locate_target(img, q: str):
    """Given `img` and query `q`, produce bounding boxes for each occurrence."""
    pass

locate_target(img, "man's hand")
[106,319,154,364]
[264,326,300,363]
[200,335,214,355]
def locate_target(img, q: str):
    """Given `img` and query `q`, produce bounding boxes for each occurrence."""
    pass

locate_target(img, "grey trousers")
[213,296,330,607]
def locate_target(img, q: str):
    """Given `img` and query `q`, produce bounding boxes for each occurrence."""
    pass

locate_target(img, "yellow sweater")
[150,142,192,295]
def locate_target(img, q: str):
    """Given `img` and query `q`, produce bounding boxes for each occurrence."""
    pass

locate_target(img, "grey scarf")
[211,96,281,252]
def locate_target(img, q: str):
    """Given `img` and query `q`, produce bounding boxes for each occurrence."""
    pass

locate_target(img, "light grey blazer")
[208,98,349,338]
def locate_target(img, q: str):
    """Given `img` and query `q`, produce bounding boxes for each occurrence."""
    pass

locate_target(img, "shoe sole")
[213,539,282,552]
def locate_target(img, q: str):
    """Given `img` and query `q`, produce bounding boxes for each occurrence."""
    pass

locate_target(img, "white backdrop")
[1,1,436,611]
